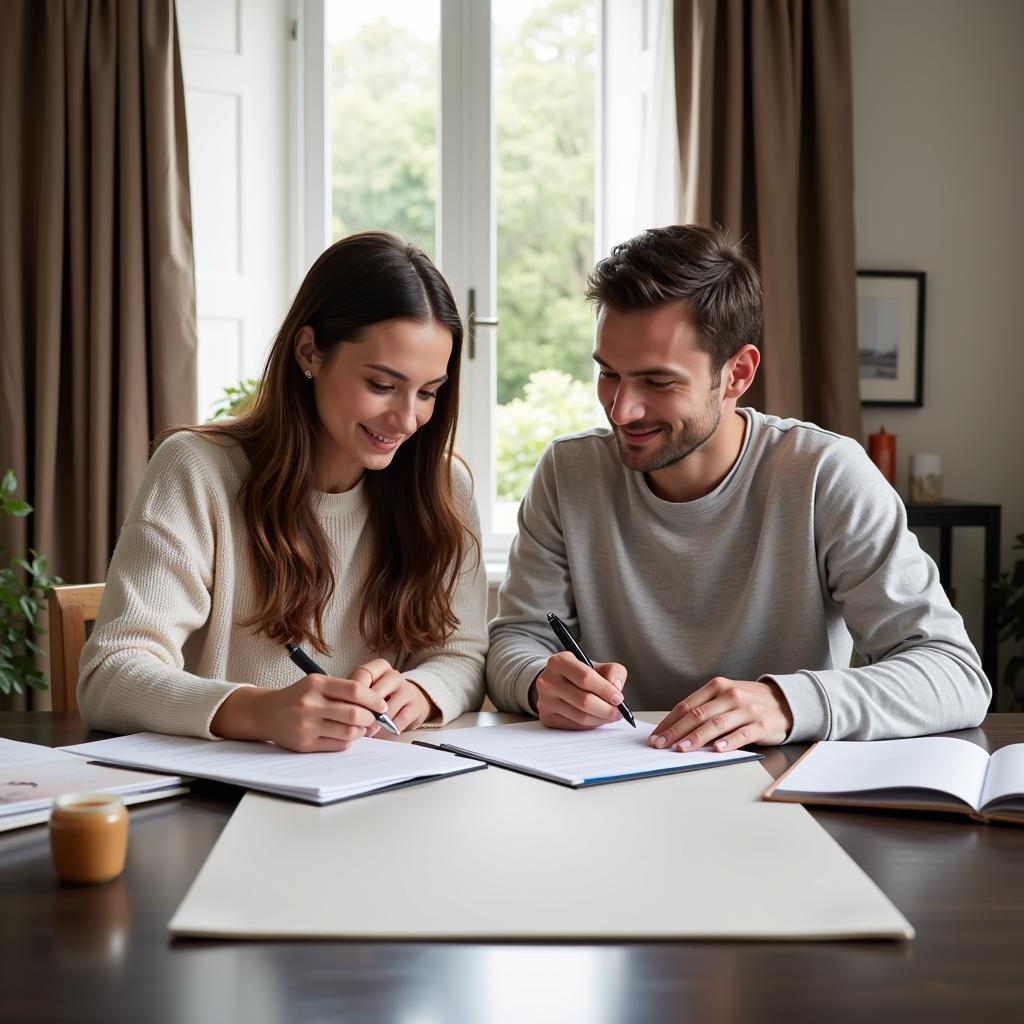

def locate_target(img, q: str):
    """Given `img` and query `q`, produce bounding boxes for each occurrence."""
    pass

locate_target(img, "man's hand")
[529,651,628,730]
[354,658,435,733]
[648,678,793,752]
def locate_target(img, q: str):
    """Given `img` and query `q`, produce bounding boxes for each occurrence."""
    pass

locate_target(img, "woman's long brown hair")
[174,232,475,658]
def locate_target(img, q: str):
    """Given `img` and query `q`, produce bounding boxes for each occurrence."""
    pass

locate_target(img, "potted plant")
[992,533,1024,712]
[0,469,62,697]
[210,377,260,420]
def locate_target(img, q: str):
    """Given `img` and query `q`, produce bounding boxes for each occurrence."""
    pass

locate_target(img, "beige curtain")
[675,0,861,439]
[0,0,196,706]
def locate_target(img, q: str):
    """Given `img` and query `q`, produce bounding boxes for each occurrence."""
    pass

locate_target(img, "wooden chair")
[47,584,105,713]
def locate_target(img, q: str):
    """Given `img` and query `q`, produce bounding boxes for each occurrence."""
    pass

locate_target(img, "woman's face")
[296,318,453,492]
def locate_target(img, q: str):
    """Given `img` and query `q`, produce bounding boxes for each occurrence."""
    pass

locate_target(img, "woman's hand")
[351,658,437,733]
[211,673,389,752]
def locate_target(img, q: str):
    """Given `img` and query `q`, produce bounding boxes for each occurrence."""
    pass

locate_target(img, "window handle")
[467,288,498,360]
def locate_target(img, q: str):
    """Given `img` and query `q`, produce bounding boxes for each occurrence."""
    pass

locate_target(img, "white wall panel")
[178,0,240,54]
[184,90,241,276]
[179,0,291,420]
[196,318,244,420]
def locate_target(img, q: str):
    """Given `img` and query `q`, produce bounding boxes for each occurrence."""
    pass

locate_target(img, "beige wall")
[850,0,1024,675]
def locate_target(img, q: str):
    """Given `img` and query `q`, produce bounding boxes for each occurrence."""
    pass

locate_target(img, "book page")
[61,732,475,801]
[980,743,1024,809]
[0,737,80,766]
[435,720,757,785]
[0,738,182,817]
[774,737,990,811]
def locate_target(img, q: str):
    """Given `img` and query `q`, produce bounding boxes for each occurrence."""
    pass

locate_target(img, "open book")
[763,737,1024,825]
[422,719,762,788]
[61,731,485,806]
[0,738,186,832]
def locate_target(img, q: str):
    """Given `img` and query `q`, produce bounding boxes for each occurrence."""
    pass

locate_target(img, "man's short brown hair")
[586,225,763,378]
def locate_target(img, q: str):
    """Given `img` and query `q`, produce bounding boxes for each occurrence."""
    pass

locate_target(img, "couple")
[79,227,990,752]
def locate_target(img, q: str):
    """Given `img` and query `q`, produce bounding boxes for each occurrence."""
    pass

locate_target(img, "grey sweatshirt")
[486,410,990,741]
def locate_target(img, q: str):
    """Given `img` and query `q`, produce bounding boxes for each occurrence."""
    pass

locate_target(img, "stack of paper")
[0,738,185,831]
[424,719,761,787]
[62,732,485,805]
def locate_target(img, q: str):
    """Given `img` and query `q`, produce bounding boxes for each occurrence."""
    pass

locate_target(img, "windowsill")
[485,559,509,588]
[484,533,514,588]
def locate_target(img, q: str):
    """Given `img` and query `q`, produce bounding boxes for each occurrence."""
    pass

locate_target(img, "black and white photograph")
[857,270,926,406]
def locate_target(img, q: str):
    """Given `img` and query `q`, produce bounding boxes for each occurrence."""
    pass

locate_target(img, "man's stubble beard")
[610,388,723,474]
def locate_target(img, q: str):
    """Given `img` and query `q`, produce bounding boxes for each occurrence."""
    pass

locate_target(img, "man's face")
[594,303,724,474]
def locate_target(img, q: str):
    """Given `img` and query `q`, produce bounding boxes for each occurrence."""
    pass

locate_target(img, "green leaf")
[0,669,23,695]
[0,469,16,499]
[3,500,32,517]
[18,594,36,622]
[209,377,261,421]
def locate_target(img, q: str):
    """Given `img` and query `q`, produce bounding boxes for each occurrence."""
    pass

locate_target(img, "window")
[184,0,666,558]
[327,2,439,259]
[326,0,603,554]
[492,0,602,531]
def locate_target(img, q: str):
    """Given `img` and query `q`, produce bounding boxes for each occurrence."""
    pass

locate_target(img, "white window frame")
[291,0,330,289]
[438,0,499,557]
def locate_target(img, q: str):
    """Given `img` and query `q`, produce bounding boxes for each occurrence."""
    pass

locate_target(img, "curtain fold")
[674,0,861,439]
[0,0,196,707]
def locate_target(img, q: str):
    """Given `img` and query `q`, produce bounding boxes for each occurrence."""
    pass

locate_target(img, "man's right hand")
[211,674,387,752]
[529,651,629,730]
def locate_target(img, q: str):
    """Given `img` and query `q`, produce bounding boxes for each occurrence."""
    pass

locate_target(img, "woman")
[78,232,487,751]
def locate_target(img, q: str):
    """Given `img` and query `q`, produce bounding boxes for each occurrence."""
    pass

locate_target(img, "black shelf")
[904,499,1001,710]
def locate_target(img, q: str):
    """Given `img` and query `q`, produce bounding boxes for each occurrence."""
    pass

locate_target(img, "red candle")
[868,427,896,484]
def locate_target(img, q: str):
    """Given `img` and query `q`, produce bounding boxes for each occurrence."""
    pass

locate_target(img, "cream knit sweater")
[78,432,488,738]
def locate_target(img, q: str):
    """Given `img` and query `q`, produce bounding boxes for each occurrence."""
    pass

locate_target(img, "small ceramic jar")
[49,792,129,884]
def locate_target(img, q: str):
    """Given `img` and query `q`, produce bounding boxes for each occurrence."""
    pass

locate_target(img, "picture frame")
[856,270,926,407]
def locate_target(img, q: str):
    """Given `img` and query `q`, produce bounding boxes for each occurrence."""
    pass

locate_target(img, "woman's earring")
[304,369,313,379]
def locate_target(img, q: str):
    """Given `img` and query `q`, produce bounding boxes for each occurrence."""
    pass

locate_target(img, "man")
[486,225,989,751]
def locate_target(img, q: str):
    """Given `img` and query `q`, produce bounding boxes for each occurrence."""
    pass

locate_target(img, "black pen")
[285,642,400,736]
[546,612,636,728]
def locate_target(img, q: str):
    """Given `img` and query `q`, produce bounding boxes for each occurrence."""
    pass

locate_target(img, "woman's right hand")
[211,674,388,752]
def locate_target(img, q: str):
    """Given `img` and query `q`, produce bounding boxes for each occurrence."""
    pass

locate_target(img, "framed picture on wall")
[857,270,926,407]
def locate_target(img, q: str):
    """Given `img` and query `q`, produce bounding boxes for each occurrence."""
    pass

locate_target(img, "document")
[423,719,761,787]
[62,732,485,805]
[0,737,185,831]
[763,737,1024,824]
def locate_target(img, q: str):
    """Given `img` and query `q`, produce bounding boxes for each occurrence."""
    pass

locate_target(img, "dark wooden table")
[1,712,1023,1023]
